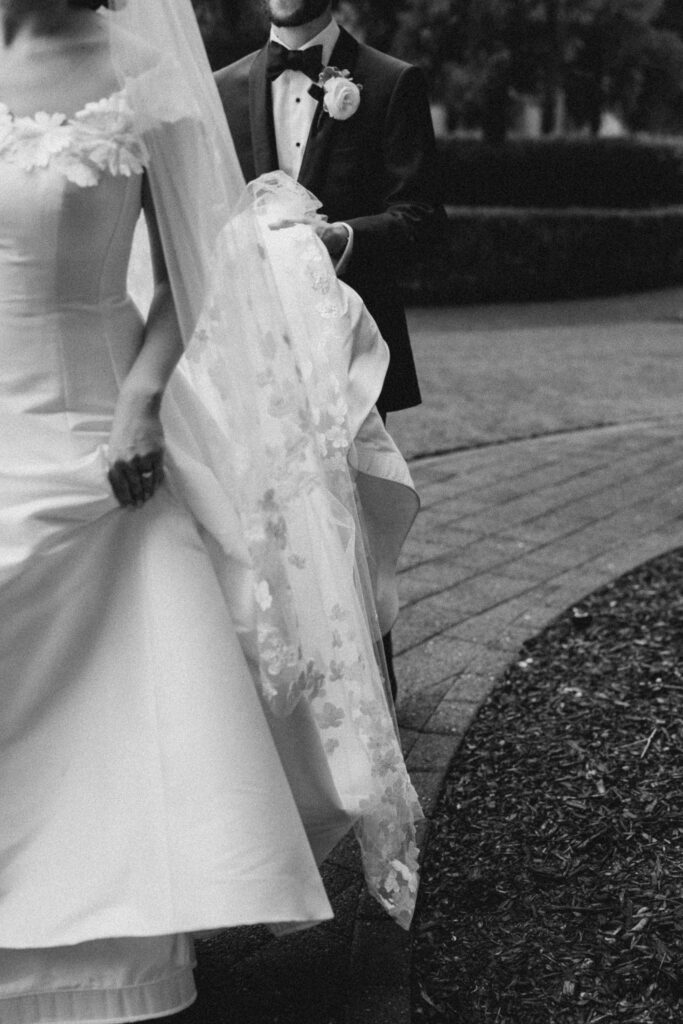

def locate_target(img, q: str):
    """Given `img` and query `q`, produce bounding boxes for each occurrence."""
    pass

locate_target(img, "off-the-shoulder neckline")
[0,87,127,123]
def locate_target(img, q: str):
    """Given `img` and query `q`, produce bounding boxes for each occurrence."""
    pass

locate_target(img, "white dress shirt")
[270,19,340,179]
[270,19,354,273]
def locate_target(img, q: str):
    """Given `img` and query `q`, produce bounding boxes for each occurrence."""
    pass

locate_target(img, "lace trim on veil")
[173,173,422,927]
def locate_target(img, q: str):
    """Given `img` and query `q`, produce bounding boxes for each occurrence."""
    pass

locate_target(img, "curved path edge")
[344,415,683,1024]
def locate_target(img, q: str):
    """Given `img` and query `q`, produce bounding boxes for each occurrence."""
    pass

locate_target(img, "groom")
[215,0,442,697]
[214,0,442,420]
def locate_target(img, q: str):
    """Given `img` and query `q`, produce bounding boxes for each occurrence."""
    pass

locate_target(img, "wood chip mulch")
[412,548,683,1023]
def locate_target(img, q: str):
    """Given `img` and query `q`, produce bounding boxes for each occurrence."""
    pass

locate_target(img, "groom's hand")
[314,222,350,262]
[267,217,352,272]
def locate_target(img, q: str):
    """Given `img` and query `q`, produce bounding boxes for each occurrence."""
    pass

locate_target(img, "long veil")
[107,0,422,928]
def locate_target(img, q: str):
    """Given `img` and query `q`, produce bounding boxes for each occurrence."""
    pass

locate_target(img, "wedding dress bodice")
[0,92,146,309]
[0,92,147,419]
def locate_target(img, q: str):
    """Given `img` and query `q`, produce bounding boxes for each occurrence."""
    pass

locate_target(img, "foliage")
[189,1,683,132]
[334,0,398,51]
[191,0,267,69]
[609,23,683,133]
[418,136,683,304]
[337,0,683,135]
[436,135,683,207]
[656,0,683,37]
[403,204,683,303]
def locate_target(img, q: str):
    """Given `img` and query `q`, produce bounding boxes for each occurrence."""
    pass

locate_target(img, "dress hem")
[0,966,197,1024]
[0,901,335,950]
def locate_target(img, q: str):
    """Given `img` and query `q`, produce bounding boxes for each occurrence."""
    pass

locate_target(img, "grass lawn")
[391,289,683,461]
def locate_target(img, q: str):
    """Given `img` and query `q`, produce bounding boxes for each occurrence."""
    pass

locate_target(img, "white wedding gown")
[0,91,418,1023]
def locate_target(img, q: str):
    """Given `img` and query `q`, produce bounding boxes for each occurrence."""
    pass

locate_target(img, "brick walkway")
[397,415,683,812]
[179,412,683,1024]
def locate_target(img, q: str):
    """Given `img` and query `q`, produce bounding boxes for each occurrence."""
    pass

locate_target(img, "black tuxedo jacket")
[215,27,443,414]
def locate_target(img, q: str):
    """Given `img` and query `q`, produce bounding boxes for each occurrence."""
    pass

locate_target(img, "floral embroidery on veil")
[177,173,423,927]
[0,91,148,185]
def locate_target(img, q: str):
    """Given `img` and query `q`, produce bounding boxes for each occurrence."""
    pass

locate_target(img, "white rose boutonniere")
[317,67,362,121]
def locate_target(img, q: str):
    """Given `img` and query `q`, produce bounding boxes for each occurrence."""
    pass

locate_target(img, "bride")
[0,0,421,1021]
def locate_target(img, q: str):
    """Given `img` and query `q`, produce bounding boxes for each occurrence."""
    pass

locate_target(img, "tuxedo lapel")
[297,27,360,193]
[249,46,279,177]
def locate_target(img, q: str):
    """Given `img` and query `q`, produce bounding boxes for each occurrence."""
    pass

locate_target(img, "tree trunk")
[541,0,564,134]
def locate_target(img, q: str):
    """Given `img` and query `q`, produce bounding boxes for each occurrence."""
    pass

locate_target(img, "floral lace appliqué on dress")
[0,91,148,185]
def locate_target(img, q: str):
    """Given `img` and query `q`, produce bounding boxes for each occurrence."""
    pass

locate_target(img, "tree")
[192,0,683,133]
[610,24,683,132]
[656,0,683,37]
[191,0,267,68]
[495,0,668,133]
[338,0,683,134]
[334,0,399,51]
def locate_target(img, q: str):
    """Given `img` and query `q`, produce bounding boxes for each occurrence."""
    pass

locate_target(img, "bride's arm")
[107,175,184,508]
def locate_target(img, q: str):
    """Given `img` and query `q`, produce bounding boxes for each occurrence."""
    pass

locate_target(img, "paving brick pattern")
[355,415,683,1024]
[179,414,683,1024]
[398,418,683,781]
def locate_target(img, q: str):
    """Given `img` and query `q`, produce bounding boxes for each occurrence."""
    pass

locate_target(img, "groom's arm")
[345,65,444,270]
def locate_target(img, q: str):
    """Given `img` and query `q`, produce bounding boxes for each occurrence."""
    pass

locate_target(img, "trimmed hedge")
[402,137,683,303]
[402,205,683,304]
[437,136,683,209]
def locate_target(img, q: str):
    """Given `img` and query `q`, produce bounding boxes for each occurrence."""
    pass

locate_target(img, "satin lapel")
[249,46,279,177]
[297,28,360,193]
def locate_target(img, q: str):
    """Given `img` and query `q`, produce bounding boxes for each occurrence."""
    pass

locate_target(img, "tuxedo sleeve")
[345,66,444,268]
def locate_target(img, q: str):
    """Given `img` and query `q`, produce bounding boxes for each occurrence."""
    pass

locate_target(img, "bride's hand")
[107,390,165,508]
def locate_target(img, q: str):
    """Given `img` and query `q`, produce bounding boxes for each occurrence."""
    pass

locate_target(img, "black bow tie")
[266,41,324,82]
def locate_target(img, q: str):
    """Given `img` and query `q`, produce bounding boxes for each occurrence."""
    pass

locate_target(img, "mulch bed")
[412,548,683,1023]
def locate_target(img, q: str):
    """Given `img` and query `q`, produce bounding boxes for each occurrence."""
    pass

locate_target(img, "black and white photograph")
[0,1,682,1022]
